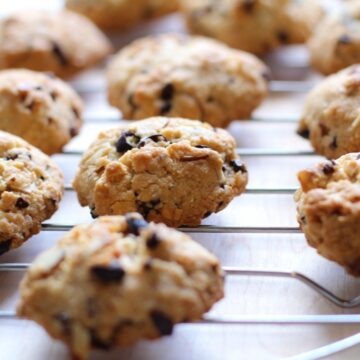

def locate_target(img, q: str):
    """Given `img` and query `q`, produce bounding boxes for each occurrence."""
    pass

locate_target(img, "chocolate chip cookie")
[0,10,112,78]
[308,0,360,75]
[0,131,64,255]
[65,0,178,31]
[295,153,360,276]
[0,69,83,155]
[73,117,248,227]
[17,214,224,359]
[107,34,269,127]
[298,65,360,159]
[180,0,323,54]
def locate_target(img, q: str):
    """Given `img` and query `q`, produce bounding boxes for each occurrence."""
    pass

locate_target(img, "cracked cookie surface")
[295,153,360,276]
[0,131,64,255]
[73,117,248,227]
[180,0,323,54]
[17,214,224,359]
[0,69,83,155]
[298,65,360,159]
[65,0,178,31]
[308,0,360,75]
[0,10,112,78]
[107,34,268,128]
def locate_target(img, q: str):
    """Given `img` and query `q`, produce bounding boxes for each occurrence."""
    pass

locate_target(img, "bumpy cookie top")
[0,11,112,78]
[73,117,248,227]
[107,34,268,127]
[298,65,360,159]
[180,0,323,54]
[17,214,224,359]
[0,131,64,254]
[0,69,83,154]
[65,0,178,30]
[308,0,360,74]
[295,153,360,275]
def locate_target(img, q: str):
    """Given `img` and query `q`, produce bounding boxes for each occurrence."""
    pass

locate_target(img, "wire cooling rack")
[1,55,360,360]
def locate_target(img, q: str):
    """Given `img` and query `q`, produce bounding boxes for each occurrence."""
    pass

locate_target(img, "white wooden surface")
[1,1,360,359]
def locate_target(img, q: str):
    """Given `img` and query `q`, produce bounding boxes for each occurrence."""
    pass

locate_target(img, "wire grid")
[1,78,360,360]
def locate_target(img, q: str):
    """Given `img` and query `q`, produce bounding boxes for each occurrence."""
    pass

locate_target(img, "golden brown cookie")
[295,153,360,276]
[0,131,64,255]
[73,117,248,227]
[180,0,324,54]
[107,34,269,127]
[298,65,360,159]
[0,10,112,78]
[65,0,178,31]
[308,0,360,75]
[17,214,224,359]
[0,69,83,155]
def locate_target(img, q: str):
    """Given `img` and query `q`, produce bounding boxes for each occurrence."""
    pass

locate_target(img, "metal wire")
[1,265,359,309]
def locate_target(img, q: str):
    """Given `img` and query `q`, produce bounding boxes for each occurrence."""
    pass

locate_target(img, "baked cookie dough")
[65,0,178,31]
[107,34,269,127]
[0,131,63,255]
[295,153,360,276]
[0,70,83,155]
[17,214,224,359]
[73,117,248,227]
[180,0,324,54]
[308,0,360,75]
[0,11,112,78]
[297,65,360,159]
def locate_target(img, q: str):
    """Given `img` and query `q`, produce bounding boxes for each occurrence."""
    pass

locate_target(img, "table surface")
[1,1,360,359]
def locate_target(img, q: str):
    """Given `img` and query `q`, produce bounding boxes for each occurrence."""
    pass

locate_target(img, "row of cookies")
[2,1,359,83]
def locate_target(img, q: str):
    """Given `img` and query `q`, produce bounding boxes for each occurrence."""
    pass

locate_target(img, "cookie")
[297,65,360,159]
[180,0,324,54]
[65,0,178,31]
[107,34,269,128]
[0,11,112,78]
[73,117,248,227]
[308,0,360,75]
[295,153,360,276]
[0,69,83,155]
[0,131,64,255]
[17,214,224,359]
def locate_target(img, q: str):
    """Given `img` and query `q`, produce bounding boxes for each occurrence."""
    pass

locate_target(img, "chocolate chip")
[50,91,58,101]
[203,211,212,219]
[90,331,112,350]
[277,31,289,43]
[319,123,329,136]
[323,162,335,175]
[0,239,12,255]
[91,262,125,283]
[125,215,148,235]
[72,106,80,119]
[150,311,173,335]
[330,136,338,150]
[90,208,98,219]
[195,145,210,149]
[115,132,140,153]
[229,160,247,173]
[160,102,172,115]
[5,153,18,161]
[160,83,174,101]
[146,233,160,249]
[15,197,29,209]
[338,34,352,45]
[69,127,78,137]
[242,0,255,13]
[143,259,153,270]
[51,42,68,66]
[54,313,71,336]
[297,128,310,139]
